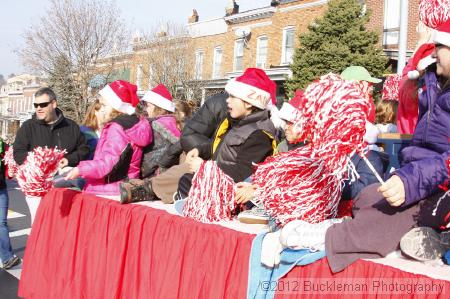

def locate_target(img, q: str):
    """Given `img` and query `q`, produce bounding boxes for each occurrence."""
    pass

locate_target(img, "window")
[195,50,204,80]
[383,0,401,46]
[281,27,295,65]
[234,39,244,71]
[136,64,143,90]
[256,36,268,69]
[212,47,223,79]
[148,64,155,86]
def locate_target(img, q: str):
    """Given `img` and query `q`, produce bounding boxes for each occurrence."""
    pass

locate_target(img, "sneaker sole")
[238,217,269,225]
[400,227,445,261]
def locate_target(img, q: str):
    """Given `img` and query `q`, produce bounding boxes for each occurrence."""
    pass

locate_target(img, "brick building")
[125,0,423,102]
[0,74,45,139]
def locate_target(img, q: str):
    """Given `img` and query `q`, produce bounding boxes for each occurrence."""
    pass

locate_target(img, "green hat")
[340,66,381,84]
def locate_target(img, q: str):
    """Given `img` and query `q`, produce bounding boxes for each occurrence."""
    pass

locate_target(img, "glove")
[261,230,283,268]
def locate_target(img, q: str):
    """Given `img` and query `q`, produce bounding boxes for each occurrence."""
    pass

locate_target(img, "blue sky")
[0,0,269,77]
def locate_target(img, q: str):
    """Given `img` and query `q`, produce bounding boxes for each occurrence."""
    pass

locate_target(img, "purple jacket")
[78,115,152,195]
[395,71,450,206]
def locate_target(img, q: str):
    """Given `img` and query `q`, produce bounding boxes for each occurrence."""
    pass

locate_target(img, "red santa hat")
[434,18,450,47]
[278,90,305,123]
[225,68,276,110]
[142,84,175,112]
[407,43,437,80]
[98,80,139,115]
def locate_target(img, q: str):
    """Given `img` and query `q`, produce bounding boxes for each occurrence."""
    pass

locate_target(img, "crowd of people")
[0,16,449,279]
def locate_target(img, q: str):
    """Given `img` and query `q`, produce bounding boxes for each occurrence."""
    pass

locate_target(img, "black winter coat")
[13,109,89,166]
[180,93,228,159]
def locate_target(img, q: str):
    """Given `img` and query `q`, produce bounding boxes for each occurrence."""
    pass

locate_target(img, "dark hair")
[35,87,57,102]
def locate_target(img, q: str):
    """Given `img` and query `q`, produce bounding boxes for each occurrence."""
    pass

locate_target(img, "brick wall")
[366,0,419,52]
[192,0,328,80]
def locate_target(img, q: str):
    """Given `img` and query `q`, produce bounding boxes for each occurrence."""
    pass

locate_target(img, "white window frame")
[256,36,268,69]
[212,46,223,79]
[383,0,401,45]
[234,39,245,72]
[281,26,295,65]
[195,50,204,80]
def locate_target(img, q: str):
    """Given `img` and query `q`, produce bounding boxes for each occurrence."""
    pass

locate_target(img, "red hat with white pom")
[407,43,436,80]
[142,84,175,112]
[225,68,276,110]
[278,90,305,123]
[99,80,139,115]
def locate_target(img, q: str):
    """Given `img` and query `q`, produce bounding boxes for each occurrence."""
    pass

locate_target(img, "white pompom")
[408,70,420,80]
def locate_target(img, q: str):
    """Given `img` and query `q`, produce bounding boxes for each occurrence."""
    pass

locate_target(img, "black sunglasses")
[33,101,52,108]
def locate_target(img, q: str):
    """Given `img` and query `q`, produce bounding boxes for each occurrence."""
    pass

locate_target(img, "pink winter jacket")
[78,115,152,195]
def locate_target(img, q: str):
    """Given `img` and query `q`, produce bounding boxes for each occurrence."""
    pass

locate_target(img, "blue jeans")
[0,189,14,263]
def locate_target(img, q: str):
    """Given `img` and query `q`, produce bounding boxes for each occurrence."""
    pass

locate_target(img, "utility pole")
[397,0,409,74]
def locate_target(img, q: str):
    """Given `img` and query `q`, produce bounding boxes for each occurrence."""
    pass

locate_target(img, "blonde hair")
[82,100,101,131]
[106,108,124,123]
[375,100,398,124]
[173,100,196,130]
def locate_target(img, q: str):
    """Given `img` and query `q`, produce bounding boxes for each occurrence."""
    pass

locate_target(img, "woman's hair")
[82,100,101,131]
[107,108,124,122]
[375,100,398,124]
[174,100,196,130]
[152,105,171,117]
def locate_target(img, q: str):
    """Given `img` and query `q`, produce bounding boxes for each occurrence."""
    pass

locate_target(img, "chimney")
[270,0,280,6]
[188,9,199,23]
[225,0,239,16]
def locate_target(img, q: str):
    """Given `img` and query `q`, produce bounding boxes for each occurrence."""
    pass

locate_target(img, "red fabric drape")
[18,189,252,299]
[18,189,449,299]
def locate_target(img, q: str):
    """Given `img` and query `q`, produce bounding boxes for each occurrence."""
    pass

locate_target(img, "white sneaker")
[280,219,343,252]
[237,207,269,224]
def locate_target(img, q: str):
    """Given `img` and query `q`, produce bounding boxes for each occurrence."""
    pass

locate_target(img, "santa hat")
[278,90,305,123]
[142,84,175,112]
[99,80,139,115]
[407,43,437,79]
[434,18,450,48]
[225,68,276,110]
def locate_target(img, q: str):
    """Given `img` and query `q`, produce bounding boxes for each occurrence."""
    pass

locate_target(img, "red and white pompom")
[253,146,342,226]
[419,0,450,29]
[253,74,370,226]
[16,147,66,197]
[382,74,402,101]
[3,146,18,177]
[183,160,236,223]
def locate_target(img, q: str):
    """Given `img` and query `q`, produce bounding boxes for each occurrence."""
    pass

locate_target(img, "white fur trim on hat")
[434,30,450,48]
[267,103,285,129]
[278,102,297,123]
[99,85,136,115]
[142,90,175,112]
[225,79,271,110]
[417,55,436,71]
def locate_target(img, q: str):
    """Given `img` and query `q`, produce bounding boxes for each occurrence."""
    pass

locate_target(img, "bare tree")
[134,23,205,104]
[18,0,129,122]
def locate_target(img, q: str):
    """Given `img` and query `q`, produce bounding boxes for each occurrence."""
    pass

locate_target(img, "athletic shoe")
[237,207,269,224]
[3,256,21,270]
[400,227,450,262]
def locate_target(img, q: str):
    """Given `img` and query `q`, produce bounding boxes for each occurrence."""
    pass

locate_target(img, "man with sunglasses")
[13,87,89,168]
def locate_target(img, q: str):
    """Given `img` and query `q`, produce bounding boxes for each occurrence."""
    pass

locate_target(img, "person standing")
[0,139,20,269]
[13,87,89,223]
